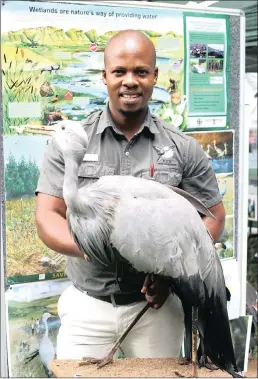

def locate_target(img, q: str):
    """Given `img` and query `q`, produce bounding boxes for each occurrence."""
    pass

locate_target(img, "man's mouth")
[120,93,141,98]
[119,93,142,105]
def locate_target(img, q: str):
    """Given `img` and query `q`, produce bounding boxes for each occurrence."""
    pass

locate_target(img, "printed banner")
[1,0,186,282]
[184,13,230,128]
[6,278,71,377]
[245,73,257,221]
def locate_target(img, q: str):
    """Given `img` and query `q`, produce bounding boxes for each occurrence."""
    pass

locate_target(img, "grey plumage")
[25,313,56,377]
[53,121,240,377]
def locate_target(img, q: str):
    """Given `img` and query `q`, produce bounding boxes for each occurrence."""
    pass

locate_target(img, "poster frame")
[0,1,247,377]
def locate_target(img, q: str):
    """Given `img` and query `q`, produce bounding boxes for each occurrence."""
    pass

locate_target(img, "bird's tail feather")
[197,289,239,377]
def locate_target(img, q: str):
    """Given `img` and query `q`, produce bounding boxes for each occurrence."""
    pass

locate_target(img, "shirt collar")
[96,104,160,136]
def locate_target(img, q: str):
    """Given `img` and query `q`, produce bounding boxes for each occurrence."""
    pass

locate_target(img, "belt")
[88,292,146,306]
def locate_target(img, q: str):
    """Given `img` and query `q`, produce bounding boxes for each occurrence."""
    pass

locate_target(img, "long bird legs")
[79,303,151,368]
[192,307,198,378]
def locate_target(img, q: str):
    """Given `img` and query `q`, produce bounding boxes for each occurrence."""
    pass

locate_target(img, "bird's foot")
[178,357,191,365]
[79,354,113,369]
[198,356,219,371]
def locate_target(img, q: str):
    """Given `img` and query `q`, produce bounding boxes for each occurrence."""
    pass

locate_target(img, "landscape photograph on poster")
[215,215,234,259]
[216,173,234,216]
[4,134,67,282]
[6,278,71,378]
[1,1,188,133]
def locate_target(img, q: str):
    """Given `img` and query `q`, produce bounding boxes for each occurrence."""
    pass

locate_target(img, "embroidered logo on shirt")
[153,145,175,163]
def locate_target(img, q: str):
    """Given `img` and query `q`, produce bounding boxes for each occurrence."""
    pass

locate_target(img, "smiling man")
[102,30,158,139]
[35,30,225,360]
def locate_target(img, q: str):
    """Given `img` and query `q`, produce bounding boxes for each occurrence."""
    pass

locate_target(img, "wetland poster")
[6,278,71,377]
[1,0,185,282]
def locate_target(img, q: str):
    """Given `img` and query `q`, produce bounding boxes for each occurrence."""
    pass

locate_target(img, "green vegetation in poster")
[5,154,39,199]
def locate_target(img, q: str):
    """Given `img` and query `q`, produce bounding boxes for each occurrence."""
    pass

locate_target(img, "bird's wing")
[39,338,56,370]
[167,185,216,219]
[96,176,215,219]
[110,193,207,278]
[111,194,237,374]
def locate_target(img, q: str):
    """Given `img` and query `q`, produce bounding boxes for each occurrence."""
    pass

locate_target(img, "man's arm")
[36,193,84,259]
[203,201,226,241]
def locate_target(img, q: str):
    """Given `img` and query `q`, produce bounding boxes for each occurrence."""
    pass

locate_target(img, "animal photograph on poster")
[216,173,234,216]
[6,279,71,378]
[186,130,234,174]
[1,1,188,132]
[4,134,67,282]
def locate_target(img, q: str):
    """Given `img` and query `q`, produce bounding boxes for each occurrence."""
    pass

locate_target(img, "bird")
[204,144,213,160]
[153,145,174,161]
[224,142,228,156]
[213,140,227,158]
[218,179,227,197]
[50,95,59,103]
[41,65,60,74]
[214,242,227,250]
[53,120,241,378]
[25,313,56,377]
[9,125,26,134]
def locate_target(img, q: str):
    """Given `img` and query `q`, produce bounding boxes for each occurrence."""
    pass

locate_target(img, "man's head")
[102,30,158,119]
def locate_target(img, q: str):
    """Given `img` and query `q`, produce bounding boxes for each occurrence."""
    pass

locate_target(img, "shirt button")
[117,277,122,282]
[125,151,130,157]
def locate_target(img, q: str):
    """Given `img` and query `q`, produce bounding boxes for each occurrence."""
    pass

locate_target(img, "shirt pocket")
[141,168,182,187]
[78,163,115,187]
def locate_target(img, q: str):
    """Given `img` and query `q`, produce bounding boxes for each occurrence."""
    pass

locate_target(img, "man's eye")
[138,70,148,76]
[113,70,124,75]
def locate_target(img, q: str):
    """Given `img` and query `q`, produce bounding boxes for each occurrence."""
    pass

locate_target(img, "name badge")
[83,154,99,162]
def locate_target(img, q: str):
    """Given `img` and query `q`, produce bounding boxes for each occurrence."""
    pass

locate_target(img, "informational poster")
[6,278,71,378]
[186,131,234,258]
[184,14,230,129]
[245,73,257,222]
[4,134,67,284]
[1,0,186,283]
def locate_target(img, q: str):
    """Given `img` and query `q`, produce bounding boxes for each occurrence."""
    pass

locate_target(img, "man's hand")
[141,273,170,309]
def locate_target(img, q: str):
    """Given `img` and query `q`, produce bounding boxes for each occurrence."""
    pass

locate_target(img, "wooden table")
[50,357,258,377]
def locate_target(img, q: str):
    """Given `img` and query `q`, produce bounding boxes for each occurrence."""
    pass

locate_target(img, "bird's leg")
[178,305,192,367]
[80,303,151,369]
[197,339,219,371]
[192,307,198,378]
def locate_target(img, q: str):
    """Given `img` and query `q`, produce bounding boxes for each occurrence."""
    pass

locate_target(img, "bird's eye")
[61,126,65,130]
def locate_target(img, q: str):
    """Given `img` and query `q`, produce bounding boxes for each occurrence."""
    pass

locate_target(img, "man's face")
[102,37,158,117]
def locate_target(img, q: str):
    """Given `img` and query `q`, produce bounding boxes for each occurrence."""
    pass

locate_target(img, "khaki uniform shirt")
[36,106,221,296]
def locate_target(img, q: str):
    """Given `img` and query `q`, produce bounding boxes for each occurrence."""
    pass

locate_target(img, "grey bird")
[53,121,240,378]
[25,312,56,377]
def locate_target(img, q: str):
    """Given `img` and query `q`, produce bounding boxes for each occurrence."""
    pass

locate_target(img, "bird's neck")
[44,321,49,338]
[63,157,80,208]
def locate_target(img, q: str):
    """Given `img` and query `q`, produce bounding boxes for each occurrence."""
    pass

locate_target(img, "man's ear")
[154,67,158,84]
[102,69,107,85]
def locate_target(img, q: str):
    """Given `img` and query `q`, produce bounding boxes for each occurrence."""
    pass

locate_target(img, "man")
[35,30,225,360]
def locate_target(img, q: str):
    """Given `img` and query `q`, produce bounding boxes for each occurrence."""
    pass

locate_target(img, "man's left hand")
[141,274,170,309]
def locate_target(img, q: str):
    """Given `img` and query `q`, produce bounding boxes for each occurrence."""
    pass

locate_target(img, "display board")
[0,1,248,377]
[245,73,257,223]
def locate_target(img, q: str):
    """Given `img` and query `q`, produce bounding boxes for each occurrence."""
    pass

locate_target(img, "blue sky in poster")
[2,0,183,34]
[4,135,49,167]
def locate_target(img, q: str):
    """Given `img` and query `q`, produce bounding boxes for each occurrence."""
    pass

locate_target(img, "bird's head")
[54,120,89,164]
[41,312,54,323]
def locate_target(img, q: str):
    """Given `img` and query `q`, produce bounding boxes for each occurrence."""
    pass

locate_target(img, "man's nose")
[122,72,138,87]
